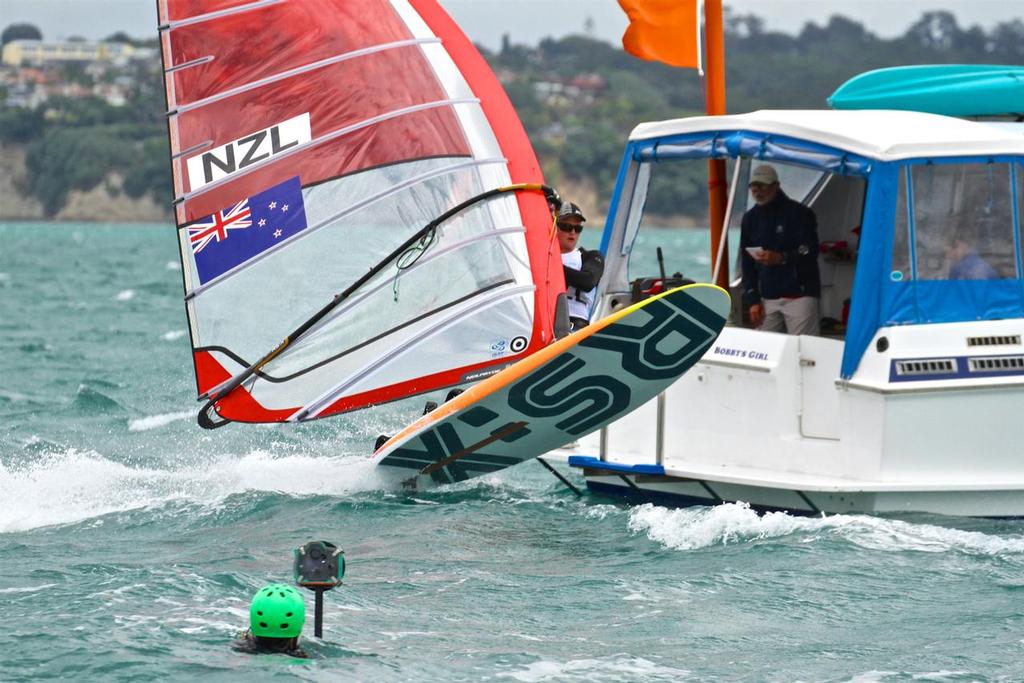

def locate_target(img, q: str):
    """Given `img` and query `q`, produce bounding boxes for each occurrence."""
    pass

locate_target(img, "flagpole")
[703,0,729,290]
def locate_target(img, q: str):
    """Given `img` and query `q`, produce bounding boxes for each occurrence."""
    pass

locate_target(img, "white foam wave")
[842,671,975,683]
[0,583,57,594]
[165,260,180,270]
[497,655,690,682]
[627,502,1024,555]
[128,410,193,432]
[0,388,32,402]
[0,448,387,533]
[116,289,135,301]
[161,329,186,342]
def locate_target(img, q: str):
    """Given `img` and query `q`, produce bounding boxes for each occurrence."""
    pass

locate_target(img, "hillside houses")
[0,39,157,109]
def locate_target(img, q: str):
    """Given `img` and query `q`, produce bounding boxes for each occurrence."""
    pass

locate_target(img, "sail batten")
[175,98,479,205]
[164,55,214,74]
[170,38,442,116]
[159,0,285,31]
[159,0,562,425]
[292,283,537,422]
[181,157,510,300]
[200,274,524,394]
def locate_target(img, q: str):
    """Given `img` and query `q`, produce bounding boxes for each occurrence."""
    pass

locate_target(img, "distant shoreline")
[0,144,171,223]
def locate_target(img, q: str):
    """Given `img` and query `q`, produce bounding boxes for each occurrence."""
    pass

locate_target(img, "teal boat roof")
[828,65,1024,117]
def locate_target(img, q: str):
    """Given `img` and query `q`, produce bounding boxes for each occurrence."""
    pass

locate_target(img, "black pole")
[314,588,324,638]
[536,456,582,497]
[656,246,667,280]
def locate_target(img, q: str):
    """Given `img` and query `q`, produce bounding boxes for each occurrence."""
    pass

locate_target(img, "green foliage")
[1,23,42,46]
[122,137,172,204]
[19,95,169,216]
[103,31,136,45]
[7,12,1023,219]
[645,161,708,217]
[0,107,45,143]
[563,120,626,191]
[26,127,127,214]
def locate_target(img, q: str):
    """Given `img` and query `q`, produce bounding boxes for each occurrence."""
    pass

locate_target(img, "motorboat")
[561,92,1024,516]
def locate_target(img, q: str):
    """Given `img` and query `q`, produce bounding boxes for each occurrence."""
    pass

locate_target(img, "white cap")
[749,164,779,185]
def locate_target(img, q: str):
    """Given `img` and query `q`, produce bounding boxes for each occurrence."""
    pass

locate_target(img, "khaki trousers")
[762,296,819,335]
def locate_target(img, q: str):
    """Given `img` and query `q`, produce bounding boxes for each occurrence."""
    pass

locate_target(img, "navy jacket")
[739,190,820,307]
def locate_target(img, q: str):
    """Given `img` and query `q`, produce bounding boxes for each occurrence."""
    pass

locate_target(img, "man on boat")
[557,202,604,331]
[232,583,309,658]
[946,235,998,280]
[740,164,821,335]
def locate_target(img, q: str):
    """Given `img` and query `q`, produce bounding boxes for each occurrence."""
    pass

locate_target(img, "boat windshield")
[619,157,735,283]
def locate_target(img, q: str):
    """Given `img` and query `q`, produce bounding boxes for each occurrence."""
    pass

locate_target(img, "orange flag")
[618,0,702,71]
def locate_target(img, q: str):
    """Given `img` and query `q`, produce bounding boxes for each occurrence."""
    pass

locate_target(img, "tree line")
[1,11,1021,217]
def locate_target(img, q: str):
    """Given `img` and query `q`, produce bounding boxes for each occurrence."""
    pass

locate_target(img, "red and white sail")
[157,0,562,424]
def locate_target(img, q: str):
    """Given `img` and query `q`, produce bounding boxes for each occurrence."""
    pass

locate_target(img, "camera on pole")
[293,540,344,638]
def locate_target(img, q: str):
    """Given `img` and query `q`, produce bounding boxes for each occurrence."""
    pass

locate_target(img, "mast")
[703,0,729,290]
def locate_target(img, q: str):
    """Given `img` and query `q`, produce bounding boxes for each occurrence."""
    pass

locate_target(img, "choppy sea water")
[2,223,1024,682]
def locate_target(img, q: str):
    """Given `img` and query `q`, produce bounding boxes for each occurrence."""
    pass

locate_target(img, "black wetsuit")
[232,630,309,658]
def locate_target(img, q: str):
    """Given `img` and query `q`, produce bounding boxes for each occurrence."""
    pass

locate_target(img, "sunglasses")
[556,222,584,234]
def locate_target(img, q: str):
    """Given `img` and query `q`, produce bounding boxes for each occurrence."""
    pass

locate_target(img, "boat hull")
[561,321,1024,518]
[580,472,1024,518]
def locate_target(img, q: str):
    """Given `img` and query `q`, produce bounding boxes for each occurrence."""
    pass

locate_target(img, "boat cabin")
[593,110,1024,383]
[570,109,1024,515]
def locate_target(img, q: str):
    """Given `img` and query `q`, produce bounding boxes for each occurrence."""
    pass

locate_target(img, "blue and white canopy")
[614,110,1024,378]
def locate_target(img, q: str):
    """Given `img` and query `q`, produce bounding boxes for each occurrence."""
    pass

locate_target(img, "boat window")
[892,163,1018,281]
[725,160,863,337]
[624,157,729,283]
[728,159,828,282]
[892,169,911,281]
[774,164,826,204]
[1017,163,1024,277]
[911,162,1016,281]
[621,163,651,256]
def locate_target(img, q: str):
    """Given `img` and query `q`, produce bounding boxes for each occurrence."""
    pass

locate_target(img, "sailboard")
[373,284,730,487]
[157,0,564,427]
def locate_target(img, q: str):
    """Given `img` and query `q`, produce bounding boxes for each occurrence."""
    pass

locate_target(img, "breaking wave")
[0,448,386,533]
[627,501,1024,555]
[127,410,194,432]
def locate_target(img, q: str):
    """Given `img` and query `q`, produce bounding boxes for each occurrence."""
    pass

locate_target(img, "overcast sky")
[2,0,1020,48]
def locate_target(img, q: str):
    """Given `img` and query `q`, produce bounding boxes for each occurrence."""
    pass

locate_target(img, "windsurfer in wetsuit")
[232,583,309,658]
[557,202,604,331]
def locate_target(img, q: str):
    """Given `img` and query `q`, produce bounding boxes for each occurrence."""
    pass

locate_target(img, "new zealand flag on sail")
[187,177,307,284]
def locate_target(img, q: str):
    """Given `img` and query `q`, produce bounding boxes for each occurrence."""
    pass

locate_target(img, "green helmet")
[249,583,305,638]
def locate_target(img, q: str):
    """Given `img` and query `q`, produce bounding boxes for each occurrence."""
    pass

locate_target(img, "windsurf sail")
[157,0,563,426]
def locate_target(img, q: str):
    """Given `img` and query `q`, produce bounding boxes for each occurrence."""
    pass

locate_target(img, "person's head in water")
[249,583,305,650]
[748,164,780,206]
[556,202,586,254]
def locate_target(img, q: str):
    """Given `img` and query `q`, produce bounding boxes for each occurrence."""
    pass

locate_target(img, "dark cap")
[558,202,586,222]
